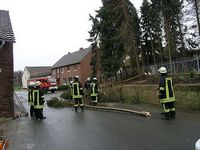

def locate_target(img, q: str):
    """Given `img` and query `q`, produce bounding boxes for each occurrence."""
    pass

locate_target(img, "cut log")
[85,105,151,117]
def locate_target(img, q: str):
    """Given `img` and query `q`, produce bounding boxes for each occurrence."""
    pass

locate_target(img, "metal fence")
[152,56,200,74]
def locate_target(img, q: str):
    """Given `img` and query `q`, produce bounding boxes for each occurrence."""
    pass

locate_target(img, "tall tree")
[88,0,142,78]
[161,0,183,72]
[181,0,200,50]
[88,3,125,78]
[194,0,200,35]
[151,0,165,63]
[140,0,156,68]
[111,0,141,74]
[88,14,100,77]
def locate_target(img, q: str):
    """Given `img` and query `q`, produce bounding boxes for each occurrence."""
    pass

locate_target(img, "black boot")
[80,106,84,112]
[160,112,165,116]
[75,107,78,112]
[171,111,176,119]
[164,112,172,120]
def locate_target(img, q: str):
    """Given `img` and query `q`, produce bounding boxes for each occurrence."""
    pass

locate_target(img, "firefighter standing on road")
[33,81,46,120]
[28,83,35,117]
[72,76,84,112]
[158,67,176,120]
[90,77,100,106]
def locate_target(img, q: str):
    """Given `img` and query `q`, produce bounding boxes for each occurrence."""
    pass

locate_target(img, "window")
[68,77,73,83]
[67,66,70,72]
[74,65,77,71]
[62,78,67,85]
[62,68,64,74]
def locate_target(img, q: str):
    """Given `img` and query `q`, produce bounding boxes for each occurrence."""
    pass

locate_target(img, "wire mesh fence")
[155,56,200,74]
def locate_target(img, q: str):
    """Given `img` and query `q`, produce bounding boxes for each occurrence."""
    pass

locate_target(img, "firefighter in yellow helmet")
[72,76,84,112]
[28,82,35,117]
[90,77,100,106]
[158,66,176,120]
[32,81,46,120]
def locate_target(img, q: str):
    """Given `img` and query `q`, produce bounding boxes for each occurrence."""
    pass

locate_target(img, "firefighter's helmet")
[35,81,41,86]
[93,77,97,81]
[74,75,79,79]
[158,67,167,74]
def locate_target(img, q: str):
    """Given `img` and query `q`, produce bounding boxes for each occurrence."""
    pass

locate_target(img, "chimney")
[79,47,84,51]
[68,52,70,54]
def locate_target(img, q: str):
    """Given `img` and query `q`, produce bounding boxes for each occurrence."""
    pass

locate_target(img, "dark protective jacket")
[32,88,45,109]
[159,75,175,103]
[28,88,33,105]
[84,80,91,90]
[72,81,83,99]
[90,82,99,97]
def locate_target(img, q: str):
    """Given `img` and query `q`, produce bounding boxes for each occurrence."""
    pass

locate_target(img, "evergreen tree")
[110,0,141,74]
[88,0,141,78]
[88,2,125,78]
[181,0,200,50]
[193,0,200,35]
[140,0,157,67]
[160,0,183,72]
[88,14,101,77]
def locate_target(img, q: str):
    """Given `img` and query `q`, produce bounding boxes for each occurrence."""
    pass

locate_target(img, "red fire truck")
[27,77,57,93]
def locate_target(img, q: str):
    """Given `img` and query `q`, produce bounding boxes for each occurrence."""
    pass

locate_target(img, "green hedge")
[57,85,70,91]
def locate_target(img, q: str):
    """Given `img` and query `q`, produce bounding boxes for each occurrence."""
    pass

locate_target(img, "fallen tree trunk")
[85,105,151,117]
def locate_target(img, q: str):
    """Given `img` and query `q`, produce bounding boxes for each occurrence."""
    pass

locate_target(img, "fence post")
[197,56,200,72]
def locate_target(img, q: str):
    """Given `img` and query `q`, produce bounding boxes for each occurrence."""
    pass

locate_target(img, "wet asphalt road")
[4,90,200,150]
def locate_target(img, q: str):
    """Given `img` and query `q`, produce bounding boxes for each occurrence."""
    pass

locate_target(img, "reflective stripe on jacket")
[72,82,83,99]
[33,89,45,109]
[159,77,175,103]
[90,83,98,96]
[28,89,33,105]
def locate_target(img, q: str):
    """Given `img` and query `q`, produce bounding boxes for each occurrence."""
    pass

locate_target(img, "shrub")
[47,97,73,108]
[47,97,59,107]
[190,71,194,78]
[60,91,71,100]
[57,85,70,91]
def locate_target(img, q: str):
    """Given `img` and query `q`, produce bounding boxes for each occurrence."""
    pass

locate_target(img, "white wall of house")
[22,67,30,88]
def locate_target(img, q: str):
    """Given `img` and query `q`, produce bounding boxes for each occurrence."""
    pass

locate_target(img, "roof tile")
[52,47,91,69]
[0,10,15,42]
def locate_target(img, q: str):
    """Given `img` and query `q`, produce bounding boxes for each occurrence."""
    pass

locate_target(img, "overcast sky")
[0,0,142,71]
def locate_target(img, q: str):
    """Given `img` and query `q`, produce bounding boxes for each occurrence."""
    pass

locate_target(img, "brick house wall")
[52,52,93,86]
[80,51,92,84]
[51,47,102,86]
[0,42,14,117]
[56,63,81,85]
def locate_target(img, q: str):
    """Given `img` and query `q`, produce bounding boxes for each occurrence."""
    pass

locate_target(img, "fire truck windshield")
[48,78,56,83]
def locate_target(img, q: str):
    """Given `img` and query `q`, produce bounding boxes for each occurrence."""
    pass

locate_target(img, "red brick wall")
[59,64,81,85]
[52,51,95,86]
[80,52,92,84]
[0,42,14,117]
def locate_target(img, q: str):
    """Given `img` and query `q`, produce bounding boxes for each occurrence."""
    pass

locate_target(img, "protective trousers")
[161,101,176,119]
[91,96,98,106]
[74,98,84,112]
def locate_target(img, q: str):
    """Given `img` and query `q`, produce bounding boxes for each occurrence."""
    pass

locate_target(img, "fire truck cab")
[27,77,57,93]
